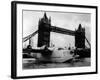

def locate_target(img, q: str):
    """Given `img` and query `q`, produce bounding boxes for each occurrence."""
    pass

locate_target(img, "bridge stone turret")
[38,12,51,47]
[75,24,85,49]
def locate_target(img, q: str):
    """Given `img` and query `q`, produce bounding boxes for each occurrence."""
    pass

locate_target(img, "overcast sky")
[23,10,91,48]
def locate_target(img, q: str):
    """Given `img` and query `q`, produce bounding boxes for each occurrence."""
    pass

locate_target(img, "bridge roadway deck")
[51,26,75,36]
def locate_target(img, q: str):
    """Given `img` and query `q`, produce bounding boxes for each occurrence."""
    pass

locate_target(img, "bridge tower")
[75,24,85,49]
[38,12,51,47]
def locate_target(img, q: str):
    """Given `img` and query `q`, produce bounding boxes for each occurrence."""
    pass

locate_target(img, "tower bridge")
[23,13,90,49]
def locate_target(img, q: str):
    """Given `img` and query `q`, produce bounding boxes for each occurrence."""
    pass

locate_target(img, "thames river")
[23,58,90,69]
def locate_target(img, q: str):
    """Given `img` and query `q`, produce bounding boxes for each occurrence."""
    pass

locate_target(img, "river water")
[23,58,90,69]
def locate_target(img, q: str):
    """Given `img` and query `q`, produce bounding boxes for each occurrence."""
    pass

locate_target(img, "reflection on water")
[23,58,91,69]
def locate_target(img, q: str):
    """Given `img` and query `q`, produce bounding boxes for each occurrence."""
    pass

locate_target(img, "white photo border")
[11,1,98,79]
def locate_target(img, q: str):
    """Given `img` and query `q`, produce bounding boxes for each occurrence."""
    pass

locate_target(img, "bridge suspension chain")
[85,36,91,48]
[23,30,38,42]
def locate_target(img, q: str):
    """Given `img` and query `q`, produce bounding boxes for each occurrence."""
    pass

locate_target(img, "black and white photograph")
[22,11,91,69]
[11,1,97,79]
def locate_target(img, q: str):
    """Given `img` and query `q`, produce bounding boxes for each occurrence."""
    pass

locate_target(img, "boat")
[23,45,74,63]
